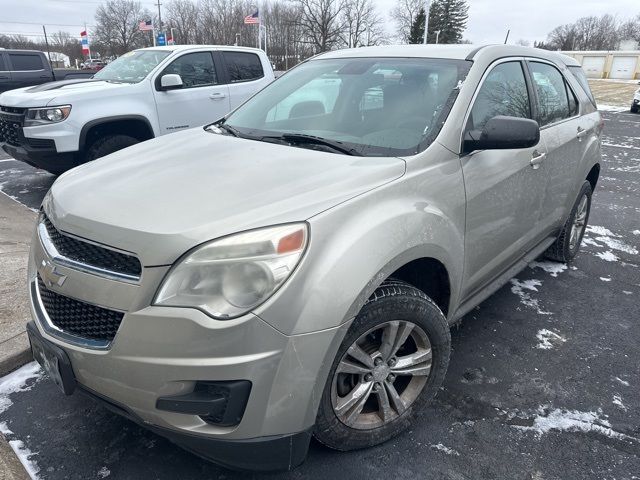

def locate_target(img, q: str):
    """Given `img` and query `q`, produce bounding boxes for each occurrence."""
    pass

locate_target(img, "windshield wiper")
[262,133,360,156]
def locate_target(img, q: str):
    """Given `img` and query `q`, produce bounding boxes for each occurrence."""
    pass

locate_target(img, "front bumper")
[27,320,312,471]
[2,142,77,172]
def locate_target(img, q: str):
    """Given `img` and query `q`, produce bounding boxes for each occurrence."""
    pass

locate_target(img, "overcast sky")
[1,0,639,46]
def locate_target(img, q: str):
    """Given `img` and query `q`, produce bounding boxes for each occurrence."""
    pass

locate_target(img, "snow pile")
[536,329,566,350]
[0,362,43,414]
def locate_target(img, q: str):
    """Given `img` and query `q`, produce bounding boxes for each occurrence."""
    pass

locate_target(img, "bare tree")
[514,39,530,47]
[295,0,345,52]
[94,0,152,55]
[165,0,200,44]
[341,0,387,47]
[619,15,640,48]
[546,15,622,51]
[50,31,83,64]
[391,0,422,43]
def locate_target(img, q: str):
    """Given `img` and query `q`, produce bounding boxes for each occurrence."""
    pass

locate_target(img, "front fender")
[255,147,466,336]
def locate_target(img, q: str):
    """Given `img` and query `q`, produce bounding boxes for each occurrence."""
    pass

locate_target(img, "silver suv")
[27,45,601,471]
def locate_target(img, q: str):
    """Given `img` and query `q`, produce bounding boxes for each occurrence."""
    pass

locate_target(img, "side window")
[529,62,571,126]
[161,52,217,88]
[469,61,531,131]
[8,54,44,71]
[567,82,579,116]
[223,52,264,83]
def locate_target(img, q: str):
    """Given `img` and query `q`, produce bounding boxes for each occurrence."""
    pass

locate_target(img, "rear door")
[461,59,550,297]
[220,51,268,110]
[0,53,11,93]
[6,52,52,89]
[526,60,591,235]
[153,51,230,134]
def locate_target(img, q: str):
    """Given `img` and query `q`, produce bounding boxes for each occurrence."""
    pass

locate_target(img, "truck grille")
[0,106,26,147]
[42,213,142,279]
[37,274,124,343]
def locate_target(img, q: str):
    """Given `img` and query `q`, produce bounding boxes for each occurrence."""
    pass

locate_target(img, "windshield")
[94,50,171,83]
[223,57,471,156]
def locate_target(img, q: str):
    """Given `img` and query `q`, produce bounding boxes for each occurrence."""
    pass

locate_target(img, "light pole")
[423,0,430,44]
[435,30,440,44]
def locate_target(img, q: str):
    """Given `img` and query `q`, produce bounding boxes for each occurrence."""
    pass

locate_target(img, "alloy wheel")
[569,194,588,250]
[330,320,432,430]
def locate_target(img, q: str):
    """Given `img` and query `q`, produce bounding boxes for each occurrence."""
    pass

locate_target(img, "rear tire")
[314,280,450,451]
[84,134,139,162]
[545,181,592,263]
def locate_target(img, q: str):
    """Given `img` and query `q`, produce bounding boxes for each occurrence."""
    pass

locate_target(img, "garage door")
[610,56,637,79]
[581,56,606,78]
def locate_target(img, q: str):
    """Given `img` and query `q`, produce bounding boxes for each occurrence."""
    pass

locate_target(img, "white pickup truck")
[0,45,274,173]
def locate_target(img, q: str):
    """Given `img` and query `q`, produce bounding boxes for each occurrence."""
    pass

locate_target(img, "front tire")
[545,181,592,263]
[631,104,639,114]
[314,280,450,451]
[84,134,139,162]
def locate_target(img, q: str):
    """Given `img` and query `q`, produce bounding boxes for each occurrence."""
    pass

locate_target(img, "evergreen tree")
[406,0,469,44]
[408,8,426,44]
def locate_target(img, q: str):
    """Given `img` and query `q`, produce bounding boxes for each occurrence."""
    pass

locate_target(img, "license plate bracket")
[27,322,76,395]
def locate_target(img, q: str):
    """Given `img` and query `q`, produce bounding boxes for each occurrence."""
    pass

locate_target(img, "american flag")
[139,20,153,31]
[244,10,259,24]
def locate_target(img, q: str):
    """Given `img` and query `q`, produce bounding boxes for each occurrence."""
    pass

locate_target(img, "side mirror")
[159,74,183,91]
[464,115,540,153]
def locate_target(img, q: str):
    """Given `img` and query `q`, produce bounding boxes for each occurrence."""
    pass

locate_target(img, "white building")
[562,50,640,79]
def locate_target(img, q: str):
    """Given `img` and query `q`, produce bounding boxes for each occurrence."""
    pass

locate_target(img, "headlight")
[24,105,72,126]
[154,223,308,319]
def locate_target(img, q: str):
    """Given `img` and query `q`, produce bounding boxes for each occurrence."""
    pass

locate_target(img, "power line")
[0,20,96,27]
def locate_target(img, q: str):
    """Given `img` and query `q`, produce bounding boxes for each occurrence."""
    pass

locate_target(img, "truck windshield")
[221,57,471,157]
[94,50,171,83]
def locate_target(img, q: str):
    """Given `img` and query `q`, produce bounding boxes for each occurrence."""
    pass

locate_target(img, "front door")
[461,59,550,298]
[153,51,230,135]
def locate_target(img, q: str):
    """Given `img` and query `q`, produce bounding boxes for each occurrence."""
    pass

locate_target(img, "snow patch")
[0,362,43,414]
[613,395,627,411]
[510,279,552,315]
[597,104,627,112]
[595,250,619,262]
[530,261,567,277]
[614,376,630,387]
[515,408,638,444]
[623,291,632,295]
[599,277,612,282]
[536,329,566,349]
[633,230,640,236]
[98,466,111,478]
[586,225,638,255]
[430,443,460,456]
[8,439,41,479]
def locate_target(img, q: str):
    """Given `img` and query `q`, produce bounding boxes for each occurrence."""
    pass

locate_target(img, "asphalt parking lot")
[0,110,638,479]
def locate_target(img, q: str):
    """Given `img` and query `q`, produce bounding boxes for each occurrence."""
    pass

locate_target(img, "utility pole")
[42,25,53,70]
[155,0,162,43]
[504,29,510,44]
[435,30,440,44]
[423,0,431,44]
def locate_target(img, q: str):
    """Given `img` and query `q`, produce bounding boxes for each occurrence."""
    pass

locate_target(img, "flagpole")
[258,7,261,50]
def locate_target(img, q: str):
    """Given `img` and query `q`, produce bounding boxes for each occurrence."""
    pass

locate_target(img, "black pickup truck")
[0,49,95,94]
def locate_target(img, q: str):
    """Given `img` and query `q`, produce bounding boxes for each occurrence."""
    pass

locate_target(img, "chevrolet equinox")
[27,44,601,471]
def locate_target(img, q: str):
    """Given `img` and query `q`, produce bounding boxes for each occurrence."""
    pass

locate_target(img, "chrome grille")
[41,214,142,280]
[37,274,124,343]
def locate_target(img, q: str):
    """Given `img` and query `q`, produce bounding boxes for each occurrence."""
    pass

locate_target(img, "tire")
[84,134,139,162]
[314,279,450,451]
[545,181,592,263]
[631,105,639,114]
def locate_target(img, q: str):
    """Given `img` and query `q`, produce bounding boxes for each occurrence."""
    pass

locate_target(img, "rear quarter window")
[223,52,264,83]
[568,66,596,105]
[9,53,44,71]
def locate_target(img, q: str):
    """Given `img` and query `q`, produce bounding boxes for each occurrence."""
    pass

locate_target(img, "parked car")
[27,44,601,471]
[0,49,94,94]
[0,45,274,173]
[631,84,640,113]
[81,59,106,70]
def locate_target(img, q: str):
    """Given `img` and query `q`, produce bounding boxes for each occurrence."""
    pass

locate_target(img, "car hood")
[0,79,134,107]
[44,128,406,266]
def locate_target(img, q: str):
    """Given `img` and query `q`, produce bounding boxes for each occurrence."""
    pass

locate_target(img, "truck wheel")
[85,135,139,161]
[545,181,592,263]
[314,280,450,451]
[631,105,639,114]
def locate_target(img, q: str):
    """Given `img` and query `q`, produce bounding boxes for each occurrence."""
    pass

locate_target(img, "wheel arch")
[586,163,600,191]
[79,115,155,151]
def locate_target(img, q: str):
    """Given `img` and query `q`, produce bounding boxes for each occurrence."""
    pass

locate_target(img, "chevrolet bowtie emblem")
[40,259,66,288]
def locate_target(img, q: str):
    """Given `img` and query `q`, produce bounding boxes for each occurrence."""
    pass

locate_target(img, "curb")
[0,333,32,378]
[0,433,30,480]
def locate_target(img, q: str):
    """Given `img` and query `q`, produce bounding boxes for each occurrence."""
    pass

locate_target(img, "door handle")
[209,93,227,100]
[576,127,589,140]
[530,151,546,169]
